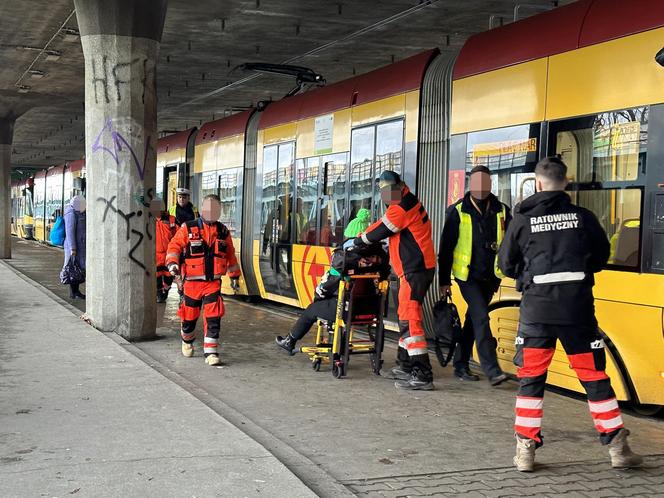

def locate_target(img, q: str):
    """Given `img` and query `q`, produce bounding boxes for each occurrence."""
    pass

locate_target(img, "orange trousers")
[178,280,225,356]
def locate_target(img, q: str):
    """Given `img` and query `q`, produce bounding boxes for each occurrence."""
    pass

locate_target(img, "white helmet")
[176,188,191,195]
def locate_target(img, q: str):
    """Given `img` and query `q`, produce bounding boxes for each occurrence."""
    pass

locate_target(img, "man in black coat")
[498,156,642,472]
[438,165,511,385]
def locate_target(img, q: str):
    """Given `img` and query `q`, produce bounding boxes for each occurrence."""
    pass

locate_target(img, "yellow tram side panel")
[475,271,664,405]
[546,26,664,121]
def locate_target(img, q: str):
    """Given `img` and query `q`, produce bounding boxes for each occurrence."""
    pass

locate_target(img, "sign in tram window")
[465,123,540,208]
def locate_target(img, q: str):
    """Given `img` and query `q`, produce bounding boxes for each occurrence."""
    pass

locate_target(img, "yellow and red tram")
[13,0,662,410]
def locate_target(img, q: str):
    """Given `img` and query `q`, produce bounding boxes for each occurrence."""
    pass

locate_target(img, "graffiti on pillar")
[97,188,155,276]
[92,119,148,180]
[90,56,156,104]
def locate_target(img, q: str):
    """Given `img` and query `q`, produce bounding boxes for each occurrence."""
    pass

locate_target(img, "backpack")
[432,297,463,367]
[50,216,65,246]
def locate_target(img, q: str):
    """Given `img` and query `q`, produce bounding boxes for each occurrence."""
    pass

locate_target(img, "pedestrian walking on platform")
[498,156,642,472]
[169,187,199,226]
[166,194,240,366]
[63,194,86,300]
[438,165,511,385]
[354,171,436,390]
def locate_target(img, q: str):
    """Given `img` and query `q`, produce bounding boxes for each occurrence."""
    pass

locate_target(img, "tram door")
[259,142,297,300]
[167,170,178,213]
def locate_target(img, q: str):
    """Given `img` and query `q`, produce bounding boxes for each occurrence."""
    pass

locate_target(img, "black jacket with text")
[497,191,610,325]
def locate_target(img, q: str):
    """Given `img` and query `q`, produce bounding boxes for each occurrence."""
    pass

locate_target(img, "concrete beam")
[75,0,168,340]
[0,118,15,259]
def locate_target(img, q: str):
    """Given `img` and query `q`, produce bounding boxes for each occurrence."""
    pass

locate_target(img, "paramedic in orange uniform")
[354,171,437,390]
[152,198,178,303]
[166,194,241,366]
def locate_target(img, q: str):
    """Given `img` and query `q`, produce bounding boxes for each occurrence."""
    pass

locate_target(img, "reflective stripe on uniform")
[361,232,370,245]
[227,264,240,273]
[588,398,619,413]
[166,252,180,260]
[381,214,400,233]
[515,397,543,410]
[594,415,624,431]
[515,415,542,428]
[532,271,586,284]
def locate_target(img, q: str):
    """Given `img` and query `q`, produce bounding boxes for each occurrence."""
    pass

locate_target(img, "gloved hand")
[353,236,367,247]
[230,277,240,292]
[168,263,180,276]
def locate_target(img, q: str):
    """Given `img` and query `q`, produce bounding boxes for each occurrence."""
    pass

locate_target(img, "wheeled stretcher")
[300,272,389,378]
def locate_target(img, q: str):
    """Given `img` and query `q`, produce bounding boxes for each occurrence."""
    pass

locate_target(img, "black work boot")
[275,334,297,355]
[390,346,412,380]
[395,354,434,391]
[455,367,480,381]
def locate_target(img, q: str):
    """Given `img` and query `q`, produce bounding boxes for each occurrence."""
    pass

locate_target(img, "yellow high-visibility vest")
[451,202,506,281]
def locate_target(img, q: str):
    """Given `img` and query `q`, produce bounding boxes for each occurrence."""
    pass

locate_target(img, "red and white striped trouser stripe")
[514,396,544,441]
[588,398,624,433]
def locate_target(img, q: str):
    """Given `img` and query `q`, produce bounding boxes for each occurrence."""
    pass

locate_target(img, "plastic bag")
[432,297,463,367]
[49,216,65,246]
[60,258,86,285]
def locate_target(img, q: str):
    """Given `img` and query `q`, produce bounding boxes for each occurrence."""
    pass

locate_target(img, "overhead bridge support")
[74,0,168,340]
[0,117,14,260]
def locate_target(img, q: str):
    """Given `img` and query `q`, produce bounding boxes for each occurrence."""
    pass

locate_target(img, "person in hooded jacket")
[63,194,86,299]
[498,156,642,472]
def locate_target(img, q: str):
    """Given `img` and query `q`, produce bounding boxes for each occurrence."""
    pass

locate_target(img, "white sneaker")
[181,341,194,358]
[608,429,643,469]
[514,435,536,472]
[205,354,220,366]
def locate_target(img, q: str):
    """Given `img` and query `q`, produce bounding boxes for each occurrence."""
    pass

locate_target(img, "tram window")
[218,167,243,237]
[261,145,278,250]
[466,123,540,208]
[350,127,375,221]
[296,157,319,244]
[567,188,642,268]
[320,154,348,247]
[373,120,404,220]
[555,108,647,184]
[277,142,295,243]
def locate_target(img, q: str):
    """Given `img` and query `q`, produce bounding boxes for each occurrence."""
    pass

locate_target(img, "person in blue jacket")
[63,195,87,299]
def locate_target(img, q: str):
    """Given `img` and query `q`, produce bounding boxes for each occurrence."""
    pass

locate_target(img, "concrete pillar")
[0,118,14,260]
[75,0,168,340]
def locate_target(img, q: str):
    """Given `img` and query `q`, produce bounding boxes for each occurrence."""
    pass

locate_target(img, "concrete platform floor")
[3,236,664,497]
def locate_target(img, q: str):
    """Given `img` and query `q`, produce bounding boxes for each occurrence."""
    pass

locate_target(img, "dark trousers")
[290,298,337,341]
[454,279,502,378]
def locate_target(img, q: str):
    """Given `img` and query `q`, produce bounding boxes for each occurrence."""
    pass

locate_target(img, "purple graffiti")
[92,119,146,180]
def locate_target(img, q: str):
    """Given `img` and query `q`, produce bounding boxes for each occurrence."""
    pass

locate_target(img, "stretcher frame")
[300,273,389,378]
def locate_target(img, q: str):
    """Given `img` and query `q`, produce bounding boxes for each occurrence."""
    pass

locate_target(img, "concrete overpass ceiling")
[3,0,570,169]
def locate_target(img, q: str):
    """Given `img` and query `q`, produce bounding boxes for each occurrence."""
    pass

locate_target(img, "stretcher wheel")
[312,359,322,371]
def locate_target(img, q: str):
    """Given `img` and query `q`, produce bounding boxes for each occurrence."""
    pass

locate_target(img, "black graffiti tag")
[98,195,150,276]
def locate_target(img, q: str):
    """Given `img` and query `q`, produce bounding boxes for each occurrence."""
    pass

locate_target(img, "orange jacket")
[166,219,240,281]
[156,214,177,270]
[361,187,435,277]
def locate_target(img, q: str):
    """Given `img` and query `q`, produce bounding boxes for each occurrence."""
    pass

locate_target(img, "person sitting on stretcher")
[275,241,390,355]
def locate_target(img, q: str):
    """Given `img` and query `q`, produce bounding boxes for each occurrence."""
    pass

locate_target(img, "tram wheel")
[632,403,663,416]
